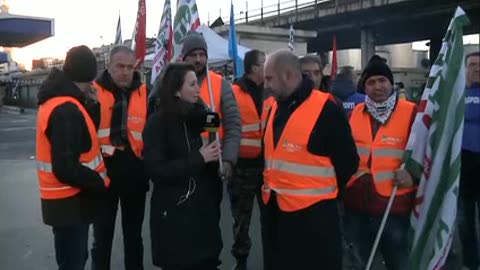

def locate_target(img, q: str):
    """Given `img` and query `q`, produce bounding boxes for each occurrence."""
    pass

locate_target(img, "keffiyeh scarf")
[365,92,397,124]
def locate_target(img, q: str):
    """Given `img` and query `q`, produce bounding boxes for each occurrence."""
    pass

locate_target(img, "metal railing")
[212,0,333,25]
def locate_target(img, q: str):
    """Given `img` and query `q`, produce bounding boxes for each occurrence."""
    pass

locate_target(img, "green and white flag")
[172,0,200,61]
[404,7,470,270]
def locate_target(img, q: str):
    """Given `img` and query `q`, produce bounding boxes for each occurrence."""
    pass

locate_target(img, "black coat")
[37,68,107,226]
[143,102,223,268]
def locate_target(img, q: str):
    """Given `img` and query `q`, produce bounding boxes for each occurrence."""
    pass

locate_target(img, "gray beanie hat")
[181,31,208,60]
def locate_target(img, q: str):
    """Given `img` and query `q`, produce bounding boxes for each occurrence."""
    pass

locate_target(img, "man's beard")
[194,62,207,77]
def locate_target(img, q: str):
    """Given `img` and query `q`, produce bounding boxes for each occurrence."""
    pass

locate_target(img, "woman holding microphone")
[143,63,223,270]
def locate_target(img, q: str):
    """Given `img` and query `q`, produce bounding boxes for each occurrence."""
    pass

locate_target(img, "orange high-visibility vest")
[95,83,147,158]
[348,99,416,197]
[36,97,110,200]
[263,91,338,212]
[232,84,274,159]
[261,96,275,132]
[200,71,223,143]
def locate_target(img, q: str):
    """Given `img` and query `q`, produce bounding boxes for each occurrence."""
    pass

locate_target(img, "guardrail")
[212,0,333,25]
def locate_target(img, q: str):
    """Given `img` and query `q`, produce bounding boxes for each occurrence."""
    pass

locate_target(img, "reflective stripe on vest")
[265,159,336,178]
[37,153,104,172]
[95,83,147,158]
[242,123,261,133]
[97,128,110,138]
[263,91,338,212]
[373,148,404,158]
[131,131,143,141]
[241,138,262,147]
[357,146,370,156]
[348,99,416,197]
[263,183,337,196]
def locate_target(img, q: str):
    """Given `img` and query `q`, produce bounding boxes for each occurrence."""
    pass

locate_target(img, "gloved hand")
[221,161,233,181]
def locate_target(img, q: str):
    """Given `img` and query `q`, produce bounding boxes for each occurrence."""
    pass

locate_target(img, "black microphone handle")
[208,132,216,144]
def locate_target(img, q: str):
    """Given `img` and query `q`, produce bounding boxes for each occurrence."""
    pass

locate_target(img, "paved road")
[0,112,263,270]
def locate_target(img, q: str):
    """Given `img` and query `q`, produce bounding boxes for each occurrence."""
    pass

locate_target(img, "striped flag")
[404,7,470,270]
[131,0,146,68]
[172,0,201,61]
[288,24,294,51]
[114,13,122,45]
[150,0,173,84]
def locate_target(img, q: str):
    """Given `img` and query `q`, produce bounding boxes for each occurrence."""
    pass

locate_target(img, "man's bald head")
[264,50,303,101]
[266,50,302,76]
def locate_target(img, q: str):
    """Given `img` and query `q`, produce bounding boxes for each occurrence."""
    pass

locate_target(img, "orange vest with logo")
[94,83,147,158]
[36,97,110,200]
[263,91,338,212]
[232,84,274,159]
[348,99,416,197]
[200,71,224,142]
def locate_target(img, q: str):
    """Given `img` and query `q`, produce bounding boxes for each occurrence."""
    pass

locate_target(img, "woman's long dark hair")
[156,63,197,118]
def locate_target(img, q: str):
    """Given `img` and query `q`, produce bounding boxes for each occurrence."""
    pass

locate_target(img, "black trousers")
[262,194,342,270]
[52,223,89,270]
[458,150,480,269]
[91,188,146,270]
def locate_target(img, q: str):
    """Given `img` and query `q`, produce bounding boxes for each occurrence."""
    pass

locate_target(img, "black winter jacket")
[143,101,223,268]
[37,68,107,226]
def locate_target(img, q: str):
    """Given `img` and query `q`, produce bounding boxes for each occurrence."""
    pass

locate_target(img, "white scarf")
[365,92,397,124]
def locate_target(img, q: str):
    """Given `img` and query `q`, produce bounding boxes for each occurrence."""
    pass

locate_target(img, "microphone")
[204,112,221,143]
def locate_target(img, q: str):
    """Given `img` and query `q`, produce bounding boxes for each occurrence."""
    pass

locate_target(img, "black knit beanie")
[360,55,394,88]
[181,31,208,60]
[63,45,98,82]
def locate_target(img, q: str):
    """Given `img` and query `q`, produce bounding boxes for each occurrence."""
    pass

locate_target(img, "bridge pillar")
[429,37,442,65]
[361,28,375,68]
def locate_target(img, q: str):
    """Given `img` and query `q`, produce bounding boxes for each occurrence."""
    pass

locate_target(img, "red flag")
[330,34,337,80]
[133,0,146,69]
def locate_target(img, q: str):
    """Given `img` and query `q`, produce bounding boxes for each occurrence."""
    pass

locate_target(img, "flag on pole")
[404,7,470,270]
[228,2,243,79]
[131,0,146,68]
[150,0,173,85]
[115,13,122,45]
[288,24,294,51]
[172,0,201,61]
[331,34,338,80]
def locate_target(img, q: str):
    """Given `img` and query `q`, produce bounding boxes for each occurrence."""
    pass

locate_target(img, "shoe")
[232,259,247,270]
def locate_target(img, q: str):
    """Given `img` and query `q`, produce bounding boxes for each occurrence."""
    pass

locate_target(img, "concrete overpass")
[237,0,479,67]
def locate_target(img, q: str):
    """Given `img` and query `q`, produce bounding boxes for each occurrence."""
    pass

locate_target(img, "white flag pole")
[205,64,225,179]
[365,185,398,270]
